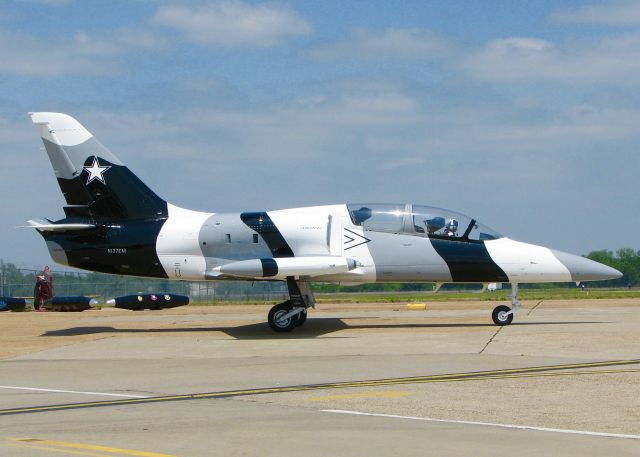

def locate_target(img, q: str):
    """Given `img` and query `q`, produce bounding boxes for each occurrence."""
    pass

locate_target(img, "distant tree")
[586,248,639,287]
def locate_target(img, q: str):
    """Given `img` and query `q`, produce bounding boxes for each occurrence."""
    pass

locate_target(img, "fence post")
[0,259,5,297]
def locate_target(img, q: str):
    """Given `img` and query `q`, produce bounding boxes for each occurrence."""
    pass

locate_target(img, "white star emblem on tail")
[83,156,111,185]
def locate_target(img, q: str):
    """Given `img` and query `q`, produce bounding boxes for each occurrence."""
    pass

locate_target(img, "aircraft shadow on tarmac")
[41,318,607,340]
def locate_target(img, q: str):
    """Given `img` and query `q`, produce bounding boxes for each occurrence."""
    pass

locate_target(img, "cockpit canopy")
[347,203,502,241]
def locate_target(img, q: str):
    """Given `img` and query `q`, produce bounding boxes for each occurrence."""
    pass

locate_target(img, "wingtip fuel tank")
[208,257,358,280]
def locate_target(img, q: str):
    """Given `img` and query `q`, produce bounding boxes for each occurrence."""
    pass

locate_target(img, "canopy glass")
[347,203,502,241]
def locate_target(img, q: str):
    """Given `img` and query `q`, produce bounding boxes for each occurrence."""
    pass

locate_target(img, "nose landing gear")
[267,277,314,332]
[492,305,513,325]
[491,283,520,326]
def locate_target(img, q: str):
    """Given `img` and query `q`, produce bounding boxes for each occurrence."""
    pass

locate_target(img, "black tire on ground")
[295,309,307,327]
[268,301,297,332]
[492,305,513,326]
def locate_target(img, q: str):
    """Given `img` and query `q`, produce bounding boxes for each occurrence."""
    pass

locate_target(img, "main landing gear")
[491,283,521,326]
[268,277,314,332]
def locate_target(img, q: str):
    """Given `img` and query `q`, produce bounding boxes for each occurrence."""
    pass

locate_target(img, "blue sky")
[1,0,639,269]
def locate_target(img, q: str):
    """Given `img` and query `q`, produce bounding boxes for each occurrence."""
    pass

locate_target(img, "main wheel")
[492,305,513,326]
[295,309,307,327]
[268,301,297,332]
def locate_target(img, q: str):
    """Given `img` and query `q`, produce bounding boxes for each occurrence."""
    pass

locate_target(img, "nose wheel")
[492,305,513,326]
[490,282,519,326]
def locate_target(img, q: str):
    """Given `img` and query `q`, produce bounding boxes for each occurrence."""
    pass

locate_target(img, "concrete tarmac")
[0,299,639,456]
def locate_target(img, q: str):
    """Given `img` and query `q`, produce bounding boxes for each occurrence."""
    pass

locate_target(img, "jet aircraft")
[25,112,622,331]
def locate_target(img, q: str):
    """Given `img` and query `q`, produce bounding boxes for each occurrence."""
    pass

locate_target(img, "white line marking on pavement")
[0,386,151,398]
[321,409,640,441]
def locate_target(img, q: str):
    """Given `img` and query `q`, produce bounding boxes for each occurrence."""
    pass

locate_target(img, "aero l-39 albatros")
[25,113,622,331]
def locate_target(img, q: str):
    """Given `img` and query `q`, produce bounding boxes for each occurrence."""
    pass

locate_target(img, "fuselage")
[40,202,622,285]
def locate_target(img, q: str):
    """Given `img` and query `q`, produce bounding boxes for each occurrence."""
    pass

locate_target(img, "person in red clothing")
[33,266,53,311]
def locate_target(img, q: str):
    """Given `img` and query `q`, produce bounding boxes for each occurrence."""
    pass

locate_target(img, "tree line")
[585,248,638,287]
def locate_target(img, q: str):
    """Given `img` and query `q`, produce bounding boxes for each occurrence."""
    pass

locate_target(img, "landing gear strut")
[267,277,314,332]
[491,283,521,326]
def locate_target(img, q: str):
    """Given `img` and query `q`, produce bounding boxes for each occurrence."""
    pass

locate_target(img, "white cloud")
[551,0,640,25]
[463,33,640,85]
[309,27,452,60]
[172,89,422,166]
[83,84,640,168]
[464,106,640,150]
[0,30,118,76]
[490,37,553,52]
[0,27,165,76]
[152,1,311,47]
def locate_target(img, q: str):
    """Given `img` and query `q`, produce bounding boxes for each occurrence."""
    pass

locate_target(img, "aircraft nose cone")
[551,250,623,282]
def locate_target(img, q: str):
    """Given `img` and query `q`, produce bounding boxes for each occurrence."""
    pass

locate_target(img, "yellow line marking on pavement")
[271,368,640,395]
[7,442,114,457]
[457,368,640,382]
[1,358,638,416]
[307,391,411,401]
[309,368,640,388]
[7,439,177,457]
[406,303,427,310]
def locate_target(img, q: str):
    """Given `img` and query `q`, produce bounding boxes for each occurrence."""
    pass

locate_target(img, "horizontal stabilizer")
[63,205,92,218]
[20,218,96,231]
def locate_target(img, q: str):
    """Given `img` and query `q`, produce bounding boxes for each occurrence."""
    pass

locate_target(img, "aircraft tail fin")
[30,112,167,220]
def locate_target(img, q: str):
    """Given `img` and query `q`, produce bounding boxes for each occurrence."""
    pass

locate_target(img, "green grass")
[187,288,640,306]
[314,288,640,303]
